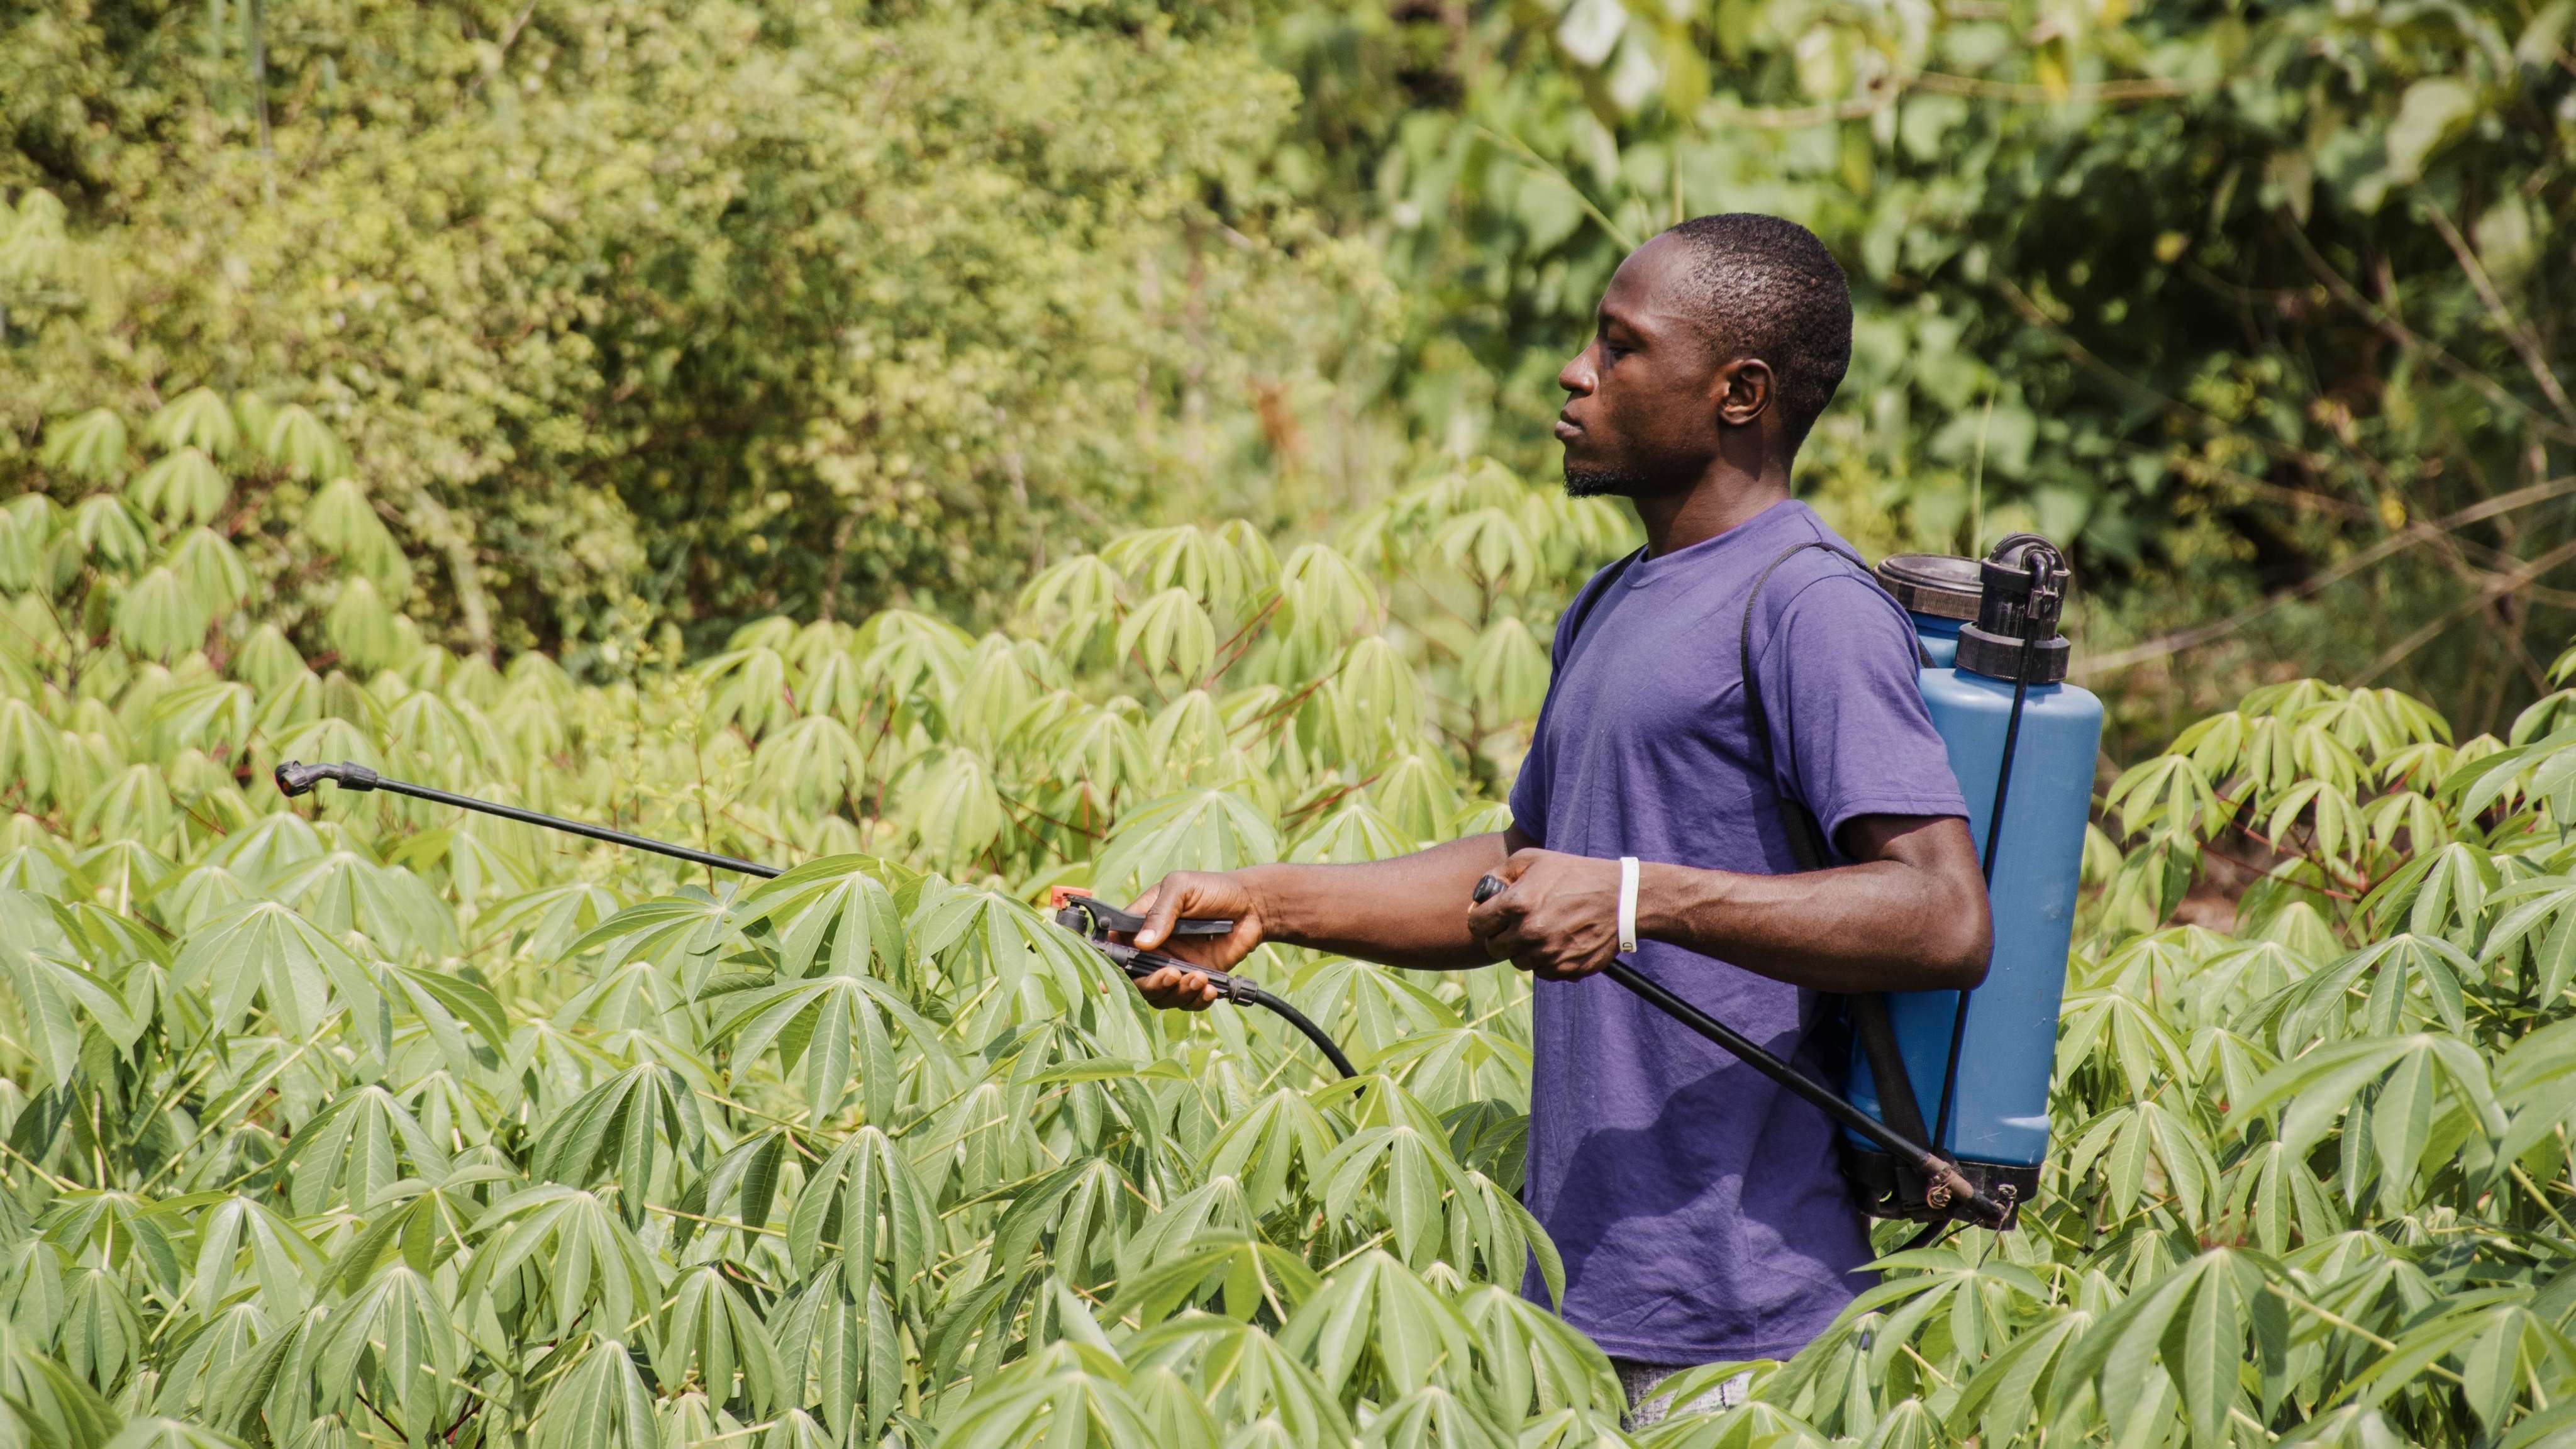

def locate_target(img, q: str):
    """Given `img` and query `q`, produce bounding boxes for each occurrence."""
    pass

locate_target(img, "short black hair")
[1661,214,1853,452]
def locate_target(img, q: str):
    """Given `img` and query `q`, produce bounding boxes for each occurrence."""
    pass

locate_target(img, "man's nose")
[1559,347,1596,396]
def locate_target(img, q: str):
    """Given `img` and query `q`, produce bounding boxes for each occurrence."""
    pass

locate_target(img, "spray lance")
[270,760,1357,1079]
[272,759,1996,1222]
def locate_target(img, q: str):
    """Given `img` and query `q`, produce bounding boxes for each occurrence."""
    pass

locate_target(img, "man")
[1124,214,1992,1427]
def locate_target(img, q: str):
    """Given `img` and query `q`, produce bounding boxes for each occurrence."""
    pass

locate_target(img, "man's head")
[1555,214,1852,498]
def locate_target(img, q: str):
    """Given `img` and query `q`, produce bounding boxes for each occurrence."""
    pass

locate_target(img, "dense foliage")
[1297,0,2576,733]
[13,2,2576,1446]
[6,399,2576,1448]
[13,0,2576,740]
[1,0,1384,653]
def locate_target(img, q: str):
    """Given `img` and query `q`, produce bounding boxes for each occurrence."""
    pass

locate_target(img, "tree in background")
[0,0,1392,660]
[1275,0,2576,745]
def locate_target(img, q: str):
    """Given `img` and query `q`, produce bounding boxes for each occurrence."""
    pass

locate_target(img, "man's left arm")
[1463,816,1990,993]
[1467,569,1990,994]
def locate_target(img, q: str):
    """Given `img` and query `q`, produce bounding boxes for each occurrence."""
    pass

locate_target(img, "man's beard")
[1562,462,1657,498]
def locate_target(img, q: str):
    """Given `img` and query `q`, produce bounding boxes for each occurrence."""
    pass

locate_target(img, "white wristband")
[1617,856,1640,953]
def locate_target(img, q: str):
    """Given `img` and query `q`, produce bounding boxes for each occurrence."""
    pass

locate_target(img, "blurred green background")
[7,0,2572,750]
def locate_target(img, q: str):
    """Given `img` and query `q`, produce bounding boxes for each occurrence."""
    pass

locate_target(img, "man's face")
[1555,234,1740,497]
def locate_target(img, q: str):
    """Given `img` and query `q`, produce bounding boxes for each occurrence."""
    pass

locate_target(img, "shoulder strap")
[1737,539,1938,1160]
[1553,547,1645,669]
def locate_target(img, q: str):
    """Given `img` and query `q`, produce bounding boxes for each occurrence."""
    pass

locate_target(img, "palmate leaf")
[784,1126,933,1296]
[0,1326,121,1449]
[466,1187,663,1344]
[1113,1230,1319,1326]
[936,1339,1157,1449]
[128,453,229,529]
[672,1131,792,1253]
[42,414,128,486]
[654,1264,785,1411]
[565,890,748,999]
[907,886,1153,1058]
[312,1263,455,1441]
[0,941,141,1091]
[2480,877,2576,1005]
[1089,789,1280,901]
[527,1337,657,1449]
[1201,1088,1343,1216]
[256,408,348,487]
[2063,1095,2221,1223]
[1018,554,1125,658]
[2050,1248,2277,1449]
[261,850,457,960]
[2255,933,2474,1046]
[170,900,382,1043]
[1102,525,1265,623]
[274,1084,452,1216]
[708,970,938,1123]
[1279,1250,1480,1404]
[110,571,209,664]
[2342,1294,2576,1433]
[145,389,239,460]
[898,748,1008,869]
[752,714,865,813]
[529,1063,706,1214]
[323,1175,495,1292]
[1846,1247,2051,1382]
[184,1197,323,1319]
[985,1157,1140,1293]
[1123,1314,1351,1446]
[734,855,910,981]
[772,1262,906,1438]
[1453,1285,1620,1423]
[2233,1033,2504,1211]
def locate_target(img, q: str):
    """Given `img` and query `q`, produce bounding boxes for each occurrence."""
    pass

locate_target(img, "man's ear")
[1713,358,1774,428]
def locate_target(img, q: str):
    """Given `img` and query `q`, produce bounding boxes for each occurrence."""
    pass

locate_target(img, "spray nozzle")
[273,760,382,797]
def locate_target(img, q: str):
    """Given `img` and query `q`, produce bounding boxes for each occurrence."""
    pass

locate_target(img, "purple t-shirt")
[1507,498,1967,1362]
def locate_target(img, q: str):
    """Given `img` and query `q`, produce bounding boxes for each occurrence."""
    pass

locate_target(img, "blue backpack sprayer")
[277,535,2094,1234]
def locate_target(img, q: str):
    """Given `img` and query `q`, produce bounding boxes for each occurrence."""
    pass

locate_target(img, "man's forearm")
[1242,832,1516,969]
[1636,852,1989,994]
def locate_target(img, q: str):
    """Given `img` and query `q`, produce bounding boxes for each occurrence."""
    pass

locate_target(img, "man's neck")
[1631,465,1793,558]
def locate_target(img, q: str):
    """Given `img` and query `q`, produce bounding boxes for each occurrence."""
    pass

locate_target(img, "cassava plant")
[7,397,2576,1448]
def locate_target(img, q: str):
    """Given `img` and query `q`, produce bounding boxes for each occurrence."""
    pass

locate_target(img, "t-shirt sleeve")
[1752,575,1968,851]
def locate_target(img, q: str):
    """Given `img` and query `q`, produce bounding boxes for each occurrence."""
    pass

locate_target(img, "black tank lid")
[1875,553,1984,621]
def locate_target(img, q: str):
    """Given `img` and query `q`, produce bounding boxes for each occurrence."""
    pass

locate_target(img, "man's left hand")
[1465,848,1624,980]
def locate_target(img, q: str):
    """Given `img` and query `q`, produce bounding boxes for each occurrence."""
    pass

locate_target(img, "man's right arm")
[1126,828,1533,1009]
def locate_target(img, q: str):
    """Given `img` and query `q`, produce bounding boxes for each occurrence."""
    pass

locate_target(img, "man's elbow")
[1926,896,1994,992]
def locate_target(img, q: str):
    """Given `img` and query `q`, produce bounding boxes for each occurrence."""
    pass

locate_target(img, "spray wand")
[272,760,1357,1079]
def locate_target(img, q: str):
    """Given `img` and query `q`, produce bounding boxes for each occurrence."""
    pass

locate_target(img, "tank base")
[1843,1148,2038,1230]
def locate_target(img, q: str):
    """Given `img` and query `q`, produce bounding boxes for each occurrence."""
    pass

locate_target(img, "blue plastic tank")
[1849,543,2103,1189]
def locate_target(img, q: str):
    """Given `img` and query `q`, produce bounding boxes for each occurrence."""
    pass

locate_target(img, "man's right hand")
[1123,870,1270,1011]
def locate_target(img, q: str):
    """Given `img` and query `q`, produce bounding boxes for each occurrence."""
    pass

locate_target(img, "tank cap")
[1875,553,1984,621]
[1955,533,2073,685]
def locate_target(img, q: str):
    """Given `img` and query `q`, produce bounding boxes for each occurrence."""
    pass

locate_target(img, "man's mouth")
[1554,414,1582,441]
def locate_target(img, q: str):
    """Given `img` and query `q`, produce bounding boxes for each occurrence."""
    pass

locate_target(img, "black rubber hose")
[274,760,1362,1080]
[1077,936,1358,1079]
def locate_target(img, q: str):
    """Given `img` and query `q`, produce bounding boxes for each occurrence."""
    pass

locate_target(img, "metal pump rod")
[274,760,1357,1079]
[1472,874,2010,1230]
